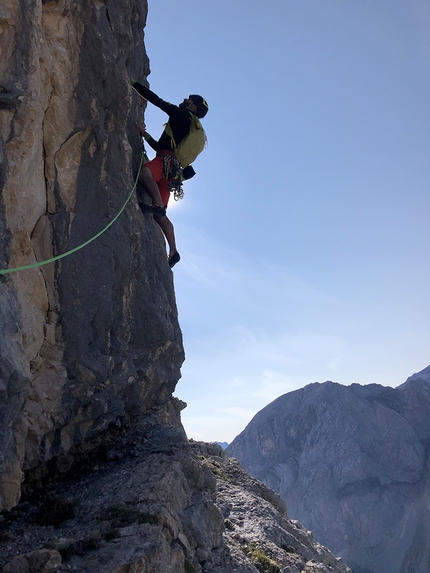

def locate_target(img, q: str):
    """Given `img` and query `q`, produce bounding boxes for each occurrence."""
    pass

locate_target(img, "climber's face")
[179,97,197,113]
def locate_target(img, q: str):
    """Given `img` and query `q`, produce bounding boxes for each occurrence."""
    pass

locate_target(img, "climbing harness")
[161,154,184,201]
[0,153,145,276]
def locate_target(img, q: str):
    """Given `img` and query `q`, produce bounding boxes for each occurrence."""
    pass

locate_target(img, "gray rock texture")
[1,0,183,511]
[0,431,350,573]
[227,366,430,573]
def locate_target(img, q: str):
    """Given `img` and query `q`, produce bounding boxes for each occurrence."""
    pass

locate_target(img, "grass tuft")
[243,542,280,573]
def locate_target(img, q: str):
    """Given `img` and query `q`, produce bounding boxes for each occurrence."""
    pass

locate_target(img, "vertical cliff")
[0,0,184,512]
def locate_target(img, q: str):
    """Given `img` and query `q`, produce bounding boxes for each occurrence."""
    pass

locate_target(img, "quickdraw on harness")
[162,154,184,201]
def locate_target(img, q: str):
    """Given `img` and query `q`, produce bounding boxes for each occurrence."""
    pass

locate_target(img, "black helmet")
[189,95,209,118]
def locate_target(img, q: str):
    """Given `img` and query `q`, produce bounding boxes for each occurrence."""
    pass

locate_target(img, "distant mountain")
[227,366,430,573]
[215,441,229,449]
[403,364,430,385]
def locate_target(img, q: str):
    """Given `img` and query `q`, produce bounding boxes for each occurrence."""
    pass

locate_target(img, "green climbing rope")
[0,153,144,276]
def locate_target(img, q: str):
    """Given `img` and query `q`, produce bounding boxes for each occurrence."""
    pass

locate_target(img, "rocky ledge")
[0,421,350,573]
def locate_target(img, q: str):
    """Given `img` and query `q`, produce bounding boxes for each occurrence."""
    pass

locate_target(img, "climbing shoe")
[168,252,181,268]
[138,202,166,217]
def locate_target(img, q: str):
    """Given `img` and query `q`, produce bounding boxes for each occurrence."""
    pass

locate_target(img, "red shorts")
[144,153,171,207]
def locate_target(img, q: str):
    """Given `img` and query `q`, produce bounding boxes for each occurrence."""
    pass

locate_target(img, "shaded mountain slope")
[227,367,430,573]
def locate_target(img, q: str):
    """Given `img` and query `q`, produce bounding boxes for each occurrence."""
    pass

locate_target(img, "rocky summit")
[227,366,430,573]
[0,1,351,571]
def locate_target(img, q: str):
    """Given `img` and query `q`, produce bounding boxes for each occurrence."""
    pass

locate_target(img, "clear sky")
[142,0,430,443]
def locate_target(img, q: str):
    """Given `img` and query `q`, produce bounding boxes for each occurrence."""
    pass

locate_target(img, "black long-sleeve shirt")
[132,82,191,151]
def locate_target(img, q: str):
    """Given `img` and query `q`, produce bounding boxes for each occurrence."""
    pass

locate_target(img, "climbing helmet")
[189,95,209,118]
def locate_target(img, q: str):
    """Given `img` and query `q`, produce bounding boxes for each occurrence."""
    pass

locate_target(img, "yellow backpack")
[164,113,207,167]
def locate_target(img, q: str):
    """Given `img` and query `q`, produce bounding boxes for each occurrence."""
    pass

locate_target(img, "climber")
[131,79,208,268]
[140,124,196,187]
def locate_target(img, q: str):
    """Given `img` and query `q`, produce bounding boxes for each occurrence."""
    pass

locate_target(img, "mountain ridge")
[227,366,430,573]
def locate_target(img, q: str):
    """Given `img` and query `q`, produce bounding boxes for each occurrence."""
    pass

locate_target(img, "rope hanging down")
[0,153,144,276]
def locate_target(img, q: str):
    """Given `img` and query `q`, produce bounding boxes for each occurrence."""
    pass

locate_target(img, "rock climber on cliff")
[131,80,208,268]
[140,124,197,188]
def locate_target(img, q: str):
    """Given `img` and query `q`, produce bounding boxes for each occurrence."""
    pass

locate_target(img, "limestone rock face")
[227,366,430,573]
[0,0,184,511]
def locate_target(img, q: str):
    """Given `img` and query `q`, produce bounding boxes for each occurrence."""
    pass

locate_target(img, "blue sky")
[142,0,430,443]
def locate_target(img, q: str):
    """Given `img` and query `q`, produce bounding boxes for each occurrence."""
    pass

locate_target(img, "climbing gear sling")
[161,154,184,201]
